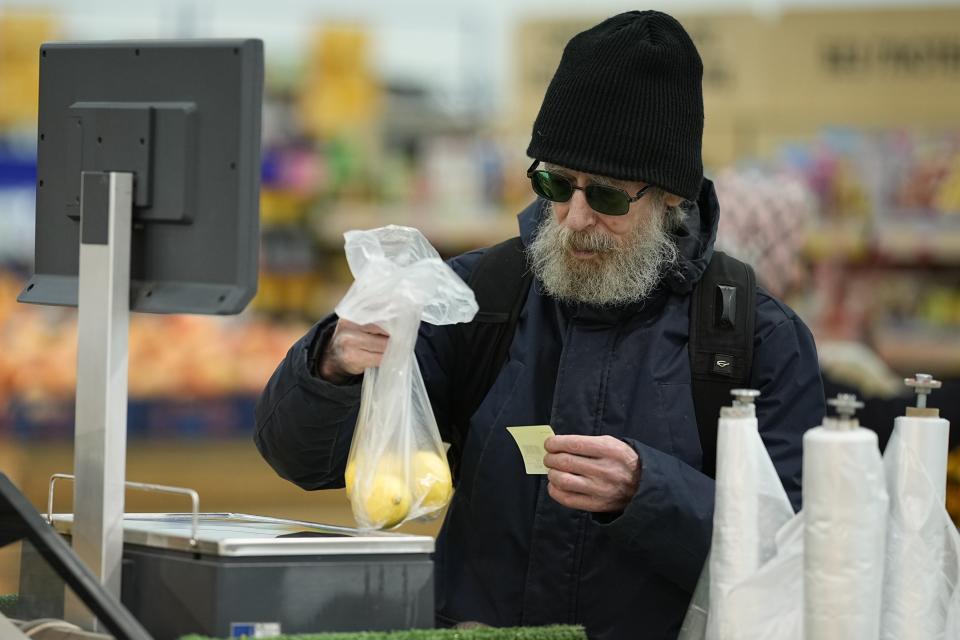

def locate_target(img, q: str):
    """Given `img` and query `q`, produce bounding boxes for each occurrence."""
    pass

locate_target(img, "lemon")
[345,454,397,499]
[412,450,453,510]
[344,460,357,498]
[363,473,411,529]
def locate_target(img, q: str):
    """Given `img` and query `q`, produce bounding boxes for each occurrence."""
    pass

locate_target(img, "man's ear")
[664,192,684,207]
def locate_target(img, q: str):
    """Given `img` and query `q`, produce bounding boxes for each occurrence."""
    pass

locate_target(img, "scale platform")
[22,512,435,639]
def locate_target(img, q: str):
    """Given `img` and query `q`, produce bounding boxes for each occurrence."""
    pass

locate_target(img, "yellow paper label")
[506,425,556,475]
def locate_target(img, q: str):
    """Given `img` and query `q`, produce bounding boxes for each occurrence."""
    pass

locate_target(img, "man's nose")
[562,190,596,232]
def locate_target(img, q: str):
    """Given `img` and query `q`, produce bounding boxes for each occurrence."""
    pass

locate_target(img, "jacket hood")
[517,178,720,297]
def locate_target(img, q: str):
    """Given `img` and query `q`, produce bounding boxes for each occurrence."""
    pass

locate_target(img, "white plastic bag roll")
[725,512,805,640]
[708,412,795,639]
[888,414,950,501]
[881,413,952,640]
[943,512,960,638]
[803,425,888,640]
[678,552,710,640]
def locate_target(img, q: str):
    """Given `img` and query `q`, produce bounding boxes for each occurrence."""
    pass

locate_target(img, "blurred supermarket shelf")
[875,224,960,264]
[806,221,960,264]
[873,325,960,377]
[311,204,521,254]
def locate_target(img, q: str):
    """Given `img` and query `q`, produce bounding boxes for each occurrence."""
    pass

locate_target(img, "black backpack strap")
[449,236,533,481]
[689,251,757,478]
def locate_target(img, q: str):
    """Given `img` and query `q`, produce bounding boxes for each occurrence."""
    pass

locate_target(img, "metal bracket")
[70,171,133,621]
[905,373,942,409]
[825,393,864,430]
[730,388,760,407]
[829,393,864,417]
[47,473,200,547]
[720,388,760,418]
[65,102,197,223]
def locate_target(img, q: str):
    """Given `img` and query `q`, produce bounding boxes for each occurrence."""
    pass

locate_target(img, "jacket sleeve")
[254,250,486,491]
[750,290,826,511]
[596,288,825,592]
[254,315,361,490]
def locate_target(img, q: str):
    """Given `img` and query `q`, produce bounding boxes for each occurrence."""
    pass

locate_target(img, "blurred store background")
[2,0,960,589]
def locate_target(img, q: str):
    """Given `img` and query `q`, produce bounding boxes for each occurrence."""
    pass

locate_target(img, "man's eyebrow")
[543,163,620,188]
[543,163,571,177]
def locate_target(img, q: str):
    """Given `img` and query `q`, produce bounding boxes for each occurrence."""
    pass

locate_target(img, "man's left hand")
[543,435,641,513]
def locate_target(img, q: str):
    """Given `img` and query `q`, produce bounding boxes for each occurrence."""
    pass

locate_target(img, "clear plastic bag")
[335,225,478,529]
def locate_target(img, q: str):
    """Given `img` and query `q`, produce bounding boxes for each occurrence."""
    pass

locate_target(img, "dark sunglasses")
[526,159,652,216]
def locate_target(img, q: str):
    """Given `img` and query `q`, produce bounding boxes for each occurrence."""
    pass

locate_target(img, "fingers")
[543,451,607,477]
[543,435,641,513]
[547,469,592,494]
[546,469,633,513]
[320,319,391,380]
[336,348,383,374]
[545,434,602,456]
[547,481,606,512]
[338,319,389,337]
[336,327,389,357]
[545,435,636,465]
[547,467,622,499]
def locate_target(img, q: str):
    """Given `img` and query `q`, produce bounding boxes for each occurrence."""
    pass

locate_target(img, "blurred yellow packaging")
[298,25,381,139]
[0,13,58,126]
[935,157,960,215]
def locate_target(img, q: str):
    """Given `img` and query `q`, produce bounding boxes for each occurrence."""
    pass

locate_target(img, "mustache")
[559,227,618,253]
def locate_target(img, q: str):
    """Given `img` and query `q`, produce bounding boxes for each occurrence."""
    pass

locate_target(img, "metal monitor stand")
[65,171,133,630]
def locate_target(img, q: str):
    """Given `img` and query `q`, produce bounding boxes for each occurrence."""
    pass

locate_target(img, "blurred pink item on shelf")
[713,168,817,298]
[890,131,960,217]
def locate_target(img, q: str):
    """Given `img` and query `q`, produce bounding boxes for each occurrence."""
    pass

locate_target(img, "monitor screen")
[18,39,263,315]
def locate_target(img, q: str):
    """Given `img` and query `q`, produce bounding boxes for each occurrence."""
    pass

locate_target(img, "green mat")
[0,594,17,616]
[180,625,586,640]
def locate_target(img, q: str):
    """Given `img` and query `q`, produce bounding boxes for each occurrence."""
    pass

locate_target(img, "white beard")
[526,200,683,307]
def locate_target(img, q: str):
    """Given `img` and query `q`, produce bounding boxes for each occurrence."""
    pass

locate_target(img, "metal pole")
[66,171,133,630]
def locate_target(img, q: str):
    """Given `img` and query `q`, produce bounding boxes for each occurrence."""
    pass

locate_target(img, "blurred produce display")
[0,271,307,437]
[766,130,960,378]
[778,129,960,221]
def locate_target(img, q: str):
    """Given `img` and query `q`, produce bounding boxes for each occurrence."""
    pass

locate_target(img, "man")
[255,10,825,639]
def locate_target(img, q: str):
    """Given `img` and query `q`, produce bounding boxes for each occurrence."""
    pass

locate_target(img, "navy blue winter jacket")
[254,179,826,639]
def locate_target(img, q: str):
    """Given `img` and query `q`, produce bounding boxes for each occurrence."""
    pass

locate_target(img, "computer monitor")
[18,39,263,314]
[10,40,265,623]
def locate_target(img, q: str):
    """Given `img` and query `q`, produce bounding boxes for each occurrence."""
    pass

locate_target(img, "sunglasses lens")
[585,185,630,216]
[531,171,573,202]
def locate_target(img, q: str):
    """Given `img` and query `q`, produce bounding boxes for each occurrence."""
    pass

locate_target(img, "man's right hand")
[318,319,390,384]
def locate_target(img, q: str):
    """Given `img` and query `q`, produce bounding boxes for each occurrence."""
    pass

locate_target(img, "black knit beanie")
[527,10,704,201]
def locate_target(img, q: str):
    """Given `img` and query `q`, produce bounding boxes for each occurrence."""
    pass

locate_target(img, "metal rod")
[123,480,200,546]
[905,373,942,410]
[47,474,201,546]
[47,473,74,524]
[730,388,760,406]
[66,172,133,630]
[720,388,760,418]
[826,393,864,430]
